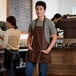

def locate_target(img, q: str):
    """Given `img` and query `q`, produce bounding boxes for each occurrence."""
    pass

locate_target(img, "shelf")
[19,49,28,52]
[0,68,6,72]
[16,63,26,69]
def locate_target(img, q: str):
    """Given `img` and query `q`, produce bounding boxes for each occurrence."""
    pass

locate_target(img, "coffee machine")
[56,18,76,48]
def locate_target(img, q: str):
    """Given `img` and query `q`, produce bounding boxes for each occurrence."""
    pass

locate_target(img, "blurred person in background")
[51,13,62,25]
[3,16,21,76]
[51,13,63,38]
[0,21,7,49]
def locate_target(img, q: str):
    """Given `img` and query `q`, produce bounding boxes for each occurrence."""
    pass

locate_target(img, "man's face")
[36,5,45,17]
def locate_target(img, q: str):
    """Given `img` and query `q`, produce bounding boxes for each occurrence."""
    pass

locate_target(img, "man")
[26,1,57,76]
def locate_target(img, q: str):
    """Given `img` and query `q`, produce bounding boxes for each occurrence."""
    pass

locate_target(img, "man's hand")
[28,45,33,51]
[41,49,50,54]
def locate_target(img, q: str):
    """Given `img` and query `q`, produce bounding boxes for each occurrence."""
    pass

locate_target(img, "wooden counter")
[1,48,76,76]
[47,48,76,76]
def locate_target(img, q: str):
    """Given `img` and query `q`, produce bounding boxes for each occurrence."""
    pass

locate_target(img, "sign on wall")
[8,0,32,32]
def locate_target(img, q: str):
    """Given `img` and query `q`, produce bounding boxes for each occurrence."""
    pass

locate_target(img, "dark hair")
[6,16,17,29]
[0,21,7,31]
[35,1,46,10]
[52,13,62,21]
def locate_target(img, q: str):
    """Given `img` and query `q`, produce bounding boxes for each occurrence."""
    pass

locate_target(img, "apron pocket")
[40,52,49,63]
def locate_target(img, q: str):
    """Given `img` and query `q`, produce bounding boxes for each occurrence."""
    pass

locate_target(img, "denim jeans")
[25,62,47,76]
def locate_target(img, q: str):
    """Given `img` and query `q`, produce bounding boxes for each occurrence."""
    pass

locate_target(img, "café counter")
[47,47,76,76]
[0,48,28,76]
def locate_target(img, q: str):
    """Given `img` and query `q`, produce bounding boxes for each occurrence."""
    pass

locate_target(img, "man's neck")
[38,15,45,21]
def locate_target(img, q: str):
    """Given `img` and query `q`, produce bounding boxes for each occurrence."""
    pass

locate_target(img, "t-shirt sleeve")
[28,20,35,33]
[28,23,33,33]
[49,21,57,35]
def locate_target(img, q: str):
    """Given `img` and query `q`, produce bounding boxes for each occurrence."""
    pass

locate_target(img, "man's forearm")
[47,34,57,52]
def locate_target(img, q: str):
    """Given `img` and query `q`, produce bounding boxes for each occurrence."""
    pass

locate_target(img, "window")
[72,6,76,14]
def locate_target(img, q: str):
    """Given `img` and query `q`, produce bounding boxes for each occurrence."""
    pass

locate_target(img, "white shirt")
[0,28,5,45]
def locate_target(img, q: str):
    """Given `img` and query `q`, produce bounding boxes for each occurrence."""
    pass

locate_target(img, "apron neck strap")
[35,17,45,27]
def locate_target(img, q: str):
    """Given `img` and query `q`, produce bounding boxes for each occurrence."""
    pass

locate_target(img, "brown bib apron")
[28,18,50,64]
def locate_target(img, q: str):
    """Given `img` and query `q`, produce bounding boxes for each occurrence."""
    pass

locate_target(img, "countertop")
[0,48,28,53]
[54,46,76,50]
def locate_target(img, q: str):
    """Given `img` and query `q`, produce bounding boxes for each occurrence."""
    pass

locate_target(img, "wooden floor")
[47,74,76,76]
[48,75,76,76]
[34,74,76,76]
[1,73,76,76]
